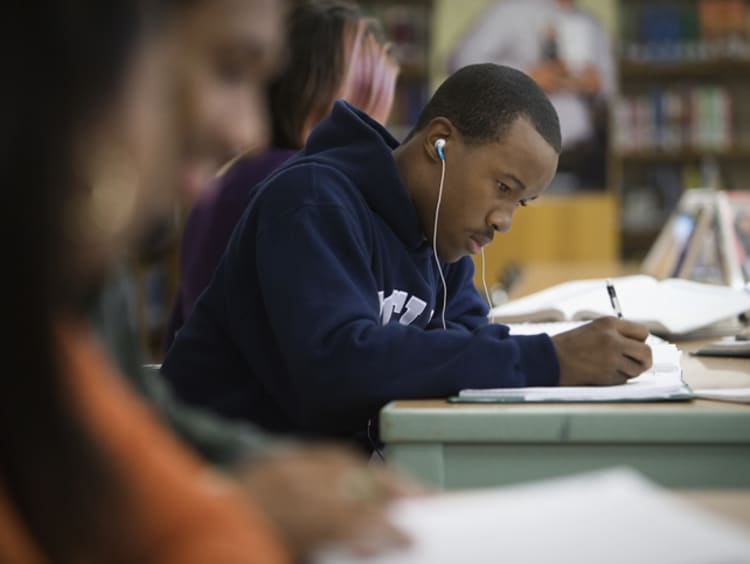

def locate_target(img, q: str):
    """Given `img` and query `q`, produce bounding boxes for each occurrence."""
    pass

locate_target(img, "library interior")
[4,1,750,563]
[137,0,750,356]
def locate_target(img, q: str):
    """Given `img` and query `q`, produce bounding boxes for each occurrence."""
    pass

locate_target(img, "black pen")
[606,279,623,319]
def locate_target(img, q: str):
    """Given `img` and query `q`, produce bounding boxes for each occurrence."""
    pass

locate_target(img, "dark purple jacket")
[166,148,296,347]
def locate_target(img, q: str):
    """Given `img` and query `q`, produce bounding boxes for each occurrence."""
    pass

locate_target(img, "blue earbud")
[434,138,446,162]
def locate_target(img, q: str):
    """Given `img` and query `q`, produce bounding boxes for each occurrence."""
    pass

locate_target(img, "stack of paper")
[692,388,750,404]
[693,336,750,358]
[316,469,750,564]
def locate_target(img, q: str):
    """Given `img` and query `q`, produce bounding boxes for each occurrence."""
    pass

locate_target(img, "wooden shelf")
[620,59,750,80]
[360,0,430,4]
[615,148,750,162]
[620,229,660,260]
[473,194,620,288]
[397,62,428,81]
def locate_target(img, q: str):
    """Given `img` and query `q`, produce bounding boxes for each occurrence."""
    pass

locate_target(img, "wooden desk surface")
[681,490,750,529]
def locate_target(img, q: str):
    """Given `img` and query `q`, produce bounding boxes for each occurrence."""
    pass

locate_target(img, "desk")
[381,341,750,490]
[682,490,750,529]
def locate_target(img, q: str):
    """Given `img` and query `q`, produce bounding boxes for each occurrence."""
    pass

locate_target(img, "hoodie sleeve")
[249,180,559,435]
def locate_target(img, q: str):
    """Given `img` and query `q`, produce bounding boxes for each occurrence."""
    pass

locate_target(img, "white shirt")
[450,0,616,148]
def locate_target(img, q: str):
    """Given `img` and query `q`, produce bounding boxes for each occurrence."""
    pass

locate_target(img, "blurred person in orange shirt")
[1,0,416,562]
[0,0,289,561]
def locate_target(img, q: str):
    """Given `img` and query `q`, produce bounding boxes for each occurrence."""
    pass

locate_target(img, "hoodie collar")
[304,101,426,251]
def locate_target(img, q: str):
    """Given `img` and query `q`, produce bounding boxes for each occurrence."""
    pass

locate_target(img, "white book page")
[493,275,750,336]
[583,278,750,335]
[490,278,607,321]
[316,469,750,564]
[550,275,659,321]
[649,279,750,334]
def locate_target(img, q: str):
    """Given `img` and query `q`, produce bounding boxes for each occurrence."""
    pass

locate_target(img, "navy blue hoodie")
[162,101,559,441]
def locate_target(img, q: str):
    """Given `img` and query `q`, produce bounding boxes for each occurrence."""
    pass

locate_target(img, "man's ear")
[423,117,454,163]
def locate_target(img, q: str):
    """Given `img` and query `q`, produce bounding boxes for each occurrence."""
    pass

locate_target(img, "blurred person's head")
[129,0,286,262]
[1,0,289,560]
[1,0,170,561]
[172,0,286,198]
[270,0,399,149]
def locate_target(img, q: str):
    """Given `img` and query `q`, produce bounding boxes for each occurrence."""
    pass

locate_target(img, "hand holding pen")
[551,279,652,386]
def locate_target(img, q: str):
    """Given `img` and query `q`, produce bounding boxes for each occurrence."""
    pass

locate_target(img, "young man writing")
[162,63,652,444]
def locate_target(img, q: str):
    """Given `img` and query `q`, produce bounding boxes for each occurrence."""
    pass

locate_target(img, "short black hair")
[408,63,561,154]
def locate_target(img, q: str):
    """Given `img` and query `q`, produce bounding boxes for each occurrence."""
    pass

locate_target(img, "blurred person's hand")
[236,445,426,559]
[527,60,568,93]
[570,64,602,96]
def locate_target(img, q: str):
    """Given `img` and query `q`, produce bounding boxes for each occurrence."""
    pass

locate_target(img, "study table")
[380,262,750,492]
[380,341,750,491]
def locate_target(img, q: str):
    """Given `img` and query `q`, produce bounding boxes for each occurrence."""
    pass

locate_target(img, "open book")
[489,275,750,338]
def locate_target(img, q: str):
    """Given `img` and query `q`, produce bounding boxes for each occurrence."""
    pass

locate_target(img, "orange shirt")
[0,320,290,564]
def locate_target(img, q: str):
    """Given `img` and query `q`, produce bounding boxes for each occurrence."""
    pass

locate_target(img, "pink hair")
[340,18,400,125]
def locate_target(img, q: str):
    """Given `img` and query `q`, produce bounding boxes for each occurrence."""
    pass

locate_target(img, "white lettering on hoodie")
[378,290,428,326]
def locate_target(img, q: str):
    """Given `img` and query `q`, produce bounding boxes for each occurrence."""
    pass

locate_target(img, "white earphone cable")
[480,247,495,322]
[432,158,448,330]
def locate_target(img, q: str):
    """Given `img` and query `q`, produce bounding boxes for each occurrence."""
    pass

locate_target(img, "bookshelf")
[361,0,432,140]
[611,0,750,260]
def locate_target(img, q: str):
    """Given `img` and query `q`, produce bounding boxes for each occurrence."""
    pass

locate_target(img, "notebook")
[489,274,750,339]
[454,341,691,403]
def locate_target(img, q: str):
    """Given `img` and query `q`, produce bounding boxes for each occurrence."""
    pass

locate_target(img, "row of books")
[363,2,429,68]
[620,0,750,62]
[360,2,431,138]
[387,82,429,140]
[612,86,734,152]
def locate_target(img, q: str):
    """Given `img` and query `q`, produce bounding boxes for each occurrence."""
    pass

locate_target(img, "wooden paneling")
[472,193,619,289]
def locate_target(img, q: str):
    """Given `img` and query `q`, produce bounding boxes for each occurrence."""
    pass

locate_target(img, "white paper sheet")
[316,469,750,564]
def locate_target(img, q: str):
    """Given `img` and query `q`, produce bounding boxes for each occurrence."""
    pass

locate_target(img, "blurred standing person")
[166,0,400,343]
[450,0,616,190]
